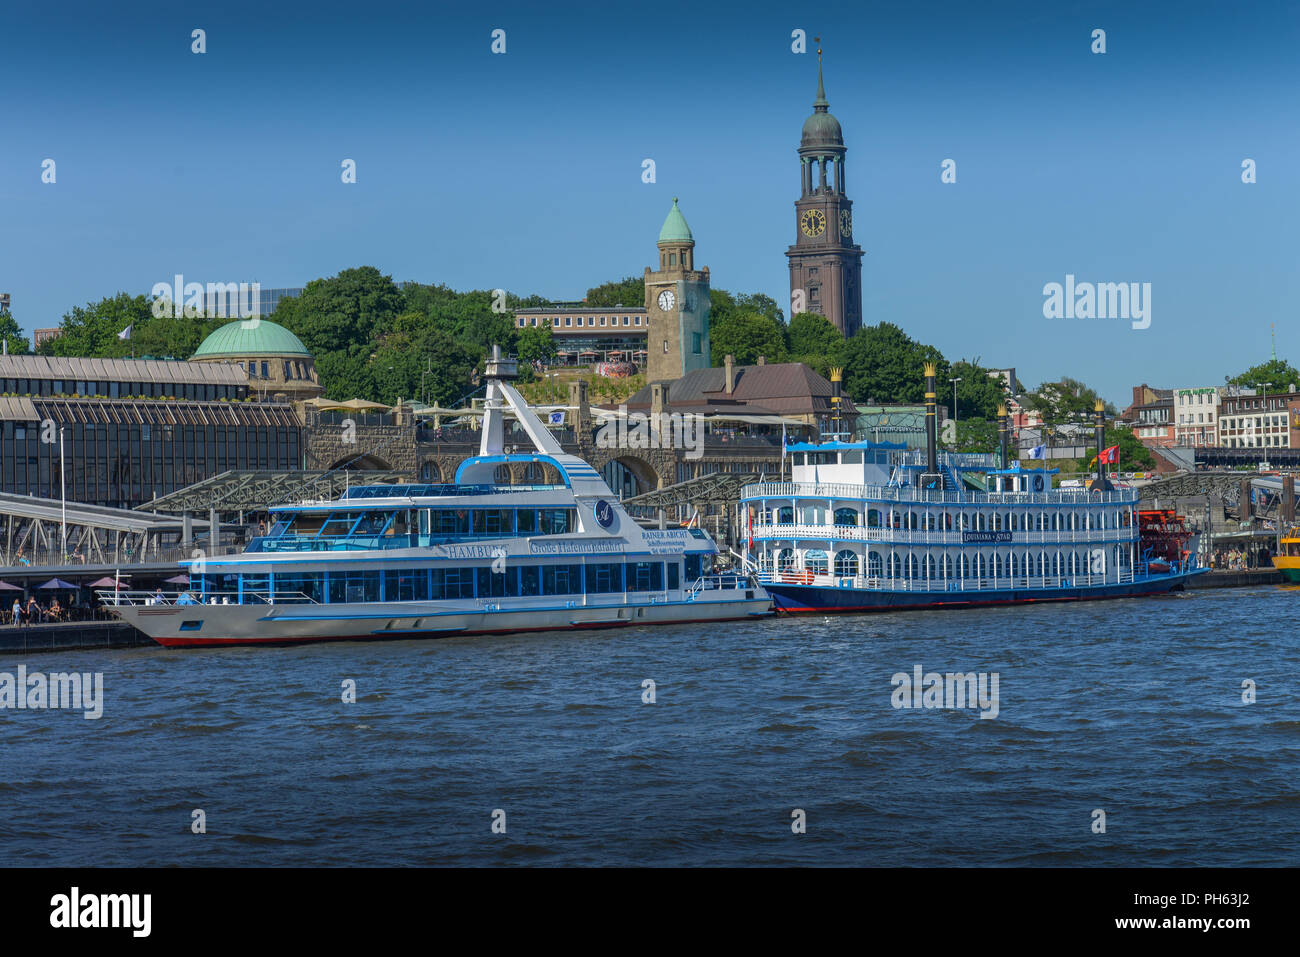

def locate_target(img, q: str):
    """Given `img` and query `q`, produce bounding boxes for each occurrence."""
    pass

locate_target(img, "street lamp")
[948,377,962,434]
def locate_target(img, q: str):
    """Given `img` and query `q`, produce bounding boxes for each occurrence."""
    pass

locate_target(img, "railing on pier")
[95,589,318,607]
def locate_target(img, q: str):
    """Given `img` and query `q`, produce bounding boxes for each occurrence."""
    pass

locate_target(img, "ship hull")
[764,569,1208,614]
[1271,557,1300,582]
[111,593,773,648]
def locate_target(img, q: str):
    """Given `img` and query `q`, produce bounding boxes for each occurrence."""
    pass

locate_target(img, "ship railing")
[754,571,1137,591]
[750,523,1135,545]
[95,589,318,607]
[741,481,1138,505]
[685,574,752,600]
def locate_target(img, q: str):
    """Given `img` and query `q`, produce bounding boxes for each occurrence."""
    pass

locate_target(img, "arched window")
[834,549,859,576]
[992,512,1003,531]
[907,555,919,579]
[834,507,858,527]
[943,555,952,579]
[867,551,883,577]
[805,550,829,574]
[776,548,796,572]
[924,555,936,580]
[889,553,903,578]
[866,508,882,528]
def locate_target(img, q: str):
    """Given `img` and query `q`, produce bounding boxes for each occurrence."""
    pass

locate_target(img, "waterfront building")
[1120,384,1175,448]
[511,305,649,365]
[1218,386,1300,450]
[0,354,302,508]
[1173,386,1226,446]
[189,319,324,402]
[786,47,864,337]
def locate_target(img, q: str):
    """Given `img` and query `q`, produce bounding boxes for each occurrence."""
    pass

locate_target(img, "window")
[834,550,859,576]
[692,333,701,355]
[833,507,858,527]
[626,561,663,592]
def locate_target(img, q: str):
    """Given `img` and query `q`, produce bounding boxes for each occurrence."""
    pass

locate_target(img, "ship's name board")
[528,539,626,555]
[961,531,1013,544]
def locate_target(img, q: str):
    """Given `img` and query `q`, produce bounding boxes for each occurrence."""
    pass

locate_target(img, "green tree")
[1025,377,1113,421]
[710,310,789,366]
[41,293,154,358]
[517,324,557,365]
[1089,424,1155,470]
[787,313,843,358]
[951,418,999,453]
[946,360,1011,421]
[1227,358,1300,392]
[585,276,644,308]
[0,312,31,355]
[271,266,405,356]
[733,292,785,325]
[839,322,947,404]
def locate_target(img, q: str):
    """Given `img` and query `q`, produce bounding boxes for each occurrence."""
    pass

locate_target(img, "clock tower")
[645,198,711,382]
[786,44,863,337]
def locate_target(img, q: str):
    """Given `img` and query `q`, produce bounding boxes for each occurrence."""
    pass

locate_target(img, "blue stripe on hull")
[766,570,1206,613]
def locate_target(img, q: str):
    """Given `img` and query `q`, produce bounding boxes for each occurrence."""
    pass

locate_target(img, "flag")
[1028,444,1046,460]
[547,410,564,425]
[746,507,753,553]
[1098,445,1120,464]
[117,325,133,340]
[781,423,788,466]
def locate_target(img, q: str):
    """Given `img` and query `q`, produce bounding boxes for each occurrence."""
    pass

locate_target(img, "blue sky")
[1,0,1296,404]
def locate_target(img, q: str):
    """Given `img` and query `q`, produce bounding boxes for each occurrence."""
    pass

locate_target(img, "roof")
[0,354,247,385]
[192,319,311,358]
[658,198,694,244]
[801,56,843,149]
[623,362,857,419]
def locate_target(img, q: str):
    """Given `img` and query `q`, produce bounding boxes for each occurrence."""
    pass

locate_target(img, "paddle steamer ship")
[740,364,1205,613]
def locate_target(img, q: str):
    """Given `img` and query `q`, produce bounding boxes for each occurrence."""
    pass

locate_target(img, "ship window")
[868,552,883,577]
[432,568,475,600]
[834,508,858,527]
[542,564,582,595]
[925,555,937,580]
[328,571,380,604]
[890,554,903,578]
[627,561,663,592]
[540,508,577,534]
[685,554,704,580]
[585,563,623,594]
[805,550,829,574]
[907,555,919,579]
[473,509,513,535]
[834,550,858,576]
[520,566,541,596]
[477,566,518,598]
[943,555,952,579]
[840,451,863,464]
[778,506,794,524]
[866,509,882,528]
[667,563,680,590]
[517,509,538,534]
[274,572,325,604]
[776,549,797,573]
[383,570,428,602]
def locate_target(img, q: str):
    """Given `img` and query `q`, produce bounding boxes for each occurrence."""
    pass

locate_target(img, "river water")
[2,585,1296,866]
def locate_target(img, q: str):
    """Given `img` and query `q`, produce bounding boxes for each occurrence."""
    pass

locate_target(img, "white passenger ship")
[102,349,772,647]
[740,365,1205,613]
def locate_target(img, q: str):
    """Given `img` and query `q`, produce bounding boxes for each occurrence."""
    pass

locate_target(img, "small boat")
[1272,527,1300,582]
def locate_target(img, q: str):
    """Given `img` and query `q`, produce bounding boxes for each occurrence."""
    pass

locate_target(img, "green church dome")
[801,54,844,149]
[192,319,311,358]
[658,198,694,244]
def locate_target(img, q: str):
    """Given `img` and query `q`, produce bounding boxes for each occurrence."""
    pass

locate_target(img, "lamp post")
[948,377,962,435]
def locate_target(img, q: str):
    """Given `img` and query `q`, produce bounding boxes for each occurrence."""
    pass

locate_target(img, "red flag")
[1098,444,1120,464]
[746,507,753,552]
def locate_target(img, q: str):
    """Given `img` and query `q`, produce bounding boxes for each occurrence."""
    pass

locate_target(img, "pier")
[0,620,154,654]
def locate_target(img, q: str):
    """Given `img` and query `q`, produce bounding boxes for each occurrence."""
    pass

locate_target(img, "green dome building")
[190,319,324,401]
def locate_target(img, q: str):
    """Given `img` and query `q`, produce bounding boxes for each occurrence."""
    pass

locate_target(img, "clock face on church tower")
[800,208,827,237]
[657,289,675,311]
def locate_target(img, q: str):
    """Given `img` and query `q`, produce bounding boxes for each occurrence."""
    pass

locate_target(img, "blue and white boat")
[740,366,1205,614]
[102,349,772,647]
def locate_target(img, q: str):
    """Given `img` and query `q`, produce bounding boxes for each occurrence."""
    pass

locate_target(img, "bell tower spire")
[786,41,864,337]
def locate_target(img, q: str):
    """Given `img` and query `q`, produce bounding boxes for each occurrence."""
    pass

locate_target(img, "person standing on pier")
[10,598,19,626]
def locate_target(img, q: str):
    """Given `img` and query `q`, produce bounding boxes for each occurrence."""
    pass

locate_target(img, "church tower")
[786,43,864,337]
[644,198,711,382]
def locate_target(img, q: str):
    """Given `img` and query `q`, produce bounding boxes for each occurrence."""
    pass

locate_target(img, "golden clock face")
[800,208,827,237]
[840,209,853,237]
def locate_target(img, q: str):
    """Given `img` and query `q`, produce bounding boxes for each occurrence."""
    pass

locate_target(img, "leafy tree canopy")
[585,276,644,308]
[1227,358,1300,392]
[840,322,947,405]
[710,309,789,367]
[0,311,31,355]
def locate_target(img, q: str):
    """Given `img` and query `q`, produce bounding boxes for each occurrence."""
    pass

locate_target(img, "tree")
[787,313,843,359]
[1092,425,1156,470]
[950,418,999,454]
[839,322,947,404]
[0,312,31,355]
[946,360,1010,421]
[517,325,557,365]
[41,293,154,358]
[710,310,789,366]
[585,276,644,308]
[1025,377,1113,421]
[733,292,784,325]
[271,266,404,356]
[1227,359,1300,392]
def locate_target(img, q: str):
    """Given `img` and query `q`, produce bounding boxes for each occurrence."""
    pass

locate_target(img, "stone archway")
[588,449,672,499]
[328,453,393,470]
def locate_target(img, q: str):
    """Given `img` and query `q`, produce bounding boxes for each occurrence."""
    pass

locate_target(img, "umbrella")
[0,581,22,591]
[165,574,190,584]
[38,578,79,590]
[87,576,128,588]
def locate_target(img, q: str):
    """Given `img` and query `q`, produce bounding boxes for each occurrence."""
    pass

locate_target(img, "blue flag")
[1028,444,1046,459]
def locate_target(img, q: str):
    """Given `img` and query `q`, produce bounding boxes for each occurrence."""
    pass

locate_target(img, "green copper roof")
[192,319,311,358]
[658,198,694,244]
[801,49,844,149]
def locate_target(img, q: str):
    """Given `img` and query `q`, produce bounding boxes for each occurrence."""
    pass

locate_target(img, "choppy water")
[2,586,1297,866]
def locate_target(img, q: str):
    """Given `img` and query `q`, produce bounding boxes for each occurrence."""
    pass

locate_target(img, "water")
[2,586,1297,866]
